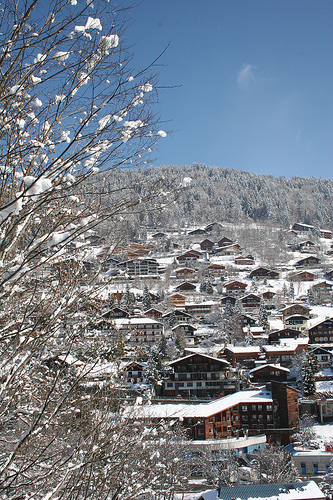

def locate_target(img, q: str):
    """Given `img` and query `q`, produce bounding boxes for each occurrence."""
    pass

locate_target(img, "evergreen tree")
[206,280,214,294]
[289,282,295,301]
[114,332,125,358]
[302,351,319,396]
[124,284,135,315]
[142,283,151,310]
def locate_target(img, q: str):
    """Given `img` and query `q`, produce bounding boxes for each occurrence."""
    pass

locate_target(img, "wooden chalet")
[205,222,223,232]
[102,306,130,319]
[171,323,197,345]
[220,295,237,306]
[235,256,255,265]
[320,229,333,239]
[249,364,290,383]
[162,309,194,325]
[284,314,309,331]
[184,302,215,317]
[224,346,261,367]
[167,293,187,308]
[208,263,226,276]
[175,267,196,280]
[249,267,279,279]
[292,222,315,232]
[175,282,197,292]
[215,243,241,256]
[225,281,247,293]
[200,238,215,251]
[240,294,261,309]
[163,353,234,399]
[307,317,333,344]
[268,328,300,344]
[309,346,332,368]
[144,308,164,320]
[176,249,203,264]
[290,270,316,281]
[188,228,207,235]
[262,290,276,300]
[263,340,308,366]
[122,361,147,385]
[217,237,233,247]
[118,258,159,276]
[294,256,320,268]
[280,303,311,319]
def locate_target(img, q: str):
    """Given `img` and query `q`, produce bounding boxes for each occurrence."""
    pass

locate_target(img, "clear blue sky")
[124,0,332,179]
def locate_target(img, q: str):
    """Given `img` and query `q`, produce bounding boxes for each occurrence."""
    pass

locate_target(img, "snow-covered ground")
[312,423,333,447]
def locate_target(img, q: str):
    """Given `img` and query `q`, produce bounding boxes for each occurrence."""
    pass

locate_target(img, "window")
[301,462,306,474]
[313,462,318,474]
[167,383,173,388]
[242,405,248,411]
[267,405,272,411]
[252,405,256,411]
[258,405,262,411]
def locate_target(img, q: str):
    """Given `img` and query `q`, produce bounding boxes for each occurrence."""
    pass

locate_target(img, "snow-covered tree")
[0,1,176,498]
[250,444,300,484]
[143,283,152,310]
[302,350,319,396]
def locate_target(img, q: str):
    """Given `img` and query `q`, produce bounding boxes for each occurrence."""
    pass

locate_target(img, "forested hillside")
[94,163,333,230]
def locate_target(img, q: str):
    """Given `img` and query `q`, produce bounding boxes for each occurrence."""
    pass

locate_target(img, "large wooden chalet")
[307,317,333,344]
[163,353,237,398]
[140,381,299,445]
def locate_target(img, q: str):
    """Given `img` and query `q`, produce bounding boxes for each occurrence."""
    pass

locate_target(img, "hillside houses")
[66,219,333,455]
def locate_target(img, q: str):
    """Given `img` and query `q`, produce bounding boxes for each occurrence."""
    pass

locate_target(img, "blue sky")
[124,0,332,179]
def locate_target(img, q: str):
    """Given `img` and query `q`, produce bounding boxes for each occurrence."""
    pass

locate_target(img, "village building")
[111,317,164,345]
[309,346,333,368]
[294,256,320,268]
[224,281,247,294]
[171,323,197,346]
[268,328,300,344]
[163,353,236,399]
[199,238,215,251]
[307,317,333,345]
[284,314,309,332]
[240,293,261,309]
[249,364,290,384]
[175,267,196,280]
[280,303,311,319]
[249,267,279,279]
[118,258,159,276]
[262,339,308,366]
[174,281,197,292]
[139,382,299,445]
[167,293,187,308]
[184,301,216,317]
[234,255,255,265]
[223,346,261,367]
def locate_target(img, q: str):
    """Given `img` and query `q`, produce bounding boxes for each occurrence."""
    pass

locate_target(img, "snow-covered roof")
[113,317,162,326]
[249,364,290,374]
[197,481,325,500]
[225,346,261,354]
[168,353,230,366]
[135,389,272,419]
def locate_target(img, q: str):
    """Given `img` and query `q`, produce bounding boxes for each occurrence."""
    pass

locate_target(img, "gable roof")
[198,481,325,500]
